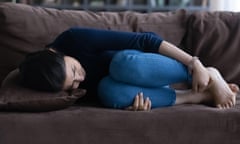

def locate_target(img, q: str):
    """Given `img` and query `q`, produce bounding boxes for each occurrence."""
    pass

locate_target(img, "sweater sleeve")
[67,27,163,53]
[46,30,74,53]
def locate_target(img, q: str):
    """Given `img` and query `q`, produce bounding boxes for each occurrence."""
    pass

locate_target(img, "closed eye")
[72,66,76,78]
[70,66,76,89]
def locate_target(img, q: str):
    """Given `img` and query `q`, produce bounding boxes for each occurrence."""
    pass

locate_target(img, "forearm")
[158,41,211,91]
[158,41,193,66]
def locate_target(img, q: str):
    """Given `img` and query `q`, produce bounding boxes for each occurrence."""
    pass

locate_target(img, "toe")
[223,104,228,109]
[229,101,234,107]
[225,104,228,109]
[226,103,230,109]
[226,103,231,109]
[217,104,222,109]
[231,97,236,106]
[222,104,227,109]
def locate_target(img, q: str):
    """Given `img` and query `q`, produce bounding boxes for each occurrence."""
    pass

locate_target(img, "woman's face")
[63,56,86,90]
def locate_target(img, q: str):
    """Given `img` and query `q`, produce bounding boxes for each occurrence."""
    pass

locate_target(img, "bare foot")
[207,67,238,109]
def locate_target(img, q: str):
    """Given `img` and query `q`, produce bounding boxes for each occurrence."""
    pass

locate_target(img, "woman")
[19,27,239,111]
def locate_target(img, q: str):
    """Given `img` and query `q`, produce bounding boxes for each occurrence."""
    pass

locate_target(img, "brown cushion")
[184,11,240,85]
[0,69,86,112]
[0,2,188,85]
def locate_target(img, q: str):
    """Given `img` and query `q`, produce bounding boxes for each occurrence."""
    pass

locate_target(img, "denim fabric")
[98,50,191,109]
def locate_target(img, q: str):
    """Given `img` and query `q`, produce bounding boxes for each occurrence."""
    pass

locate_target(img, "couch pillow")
[184,11,240,85]
[0,2,189,85]
[0,69,86,112]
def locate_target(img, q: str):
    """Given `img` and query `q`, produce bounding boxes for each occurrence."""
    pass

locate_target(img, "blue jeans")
[98,50,191,109]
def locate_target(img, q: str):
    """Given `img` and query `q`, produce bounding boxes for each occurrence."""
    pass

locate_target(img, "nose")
[72,74,84,89]
[75,73,85,82]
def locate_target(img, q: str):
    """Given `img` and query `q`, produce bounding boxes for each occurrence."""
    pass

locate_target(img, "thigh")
[110,50,191,87]
[98,76,176,109]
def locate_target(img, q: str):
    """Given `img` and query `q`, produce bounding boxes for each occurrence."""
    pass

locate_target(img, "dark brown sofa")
[1,2,240,144]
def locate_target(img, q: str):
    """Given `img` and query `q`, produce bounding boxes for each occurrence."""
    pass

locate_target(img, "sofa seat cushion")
[0,95,240,144]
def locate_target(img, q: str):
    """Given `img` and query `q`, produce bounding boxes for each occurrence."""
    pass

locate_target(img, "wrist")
[188,56,200,74]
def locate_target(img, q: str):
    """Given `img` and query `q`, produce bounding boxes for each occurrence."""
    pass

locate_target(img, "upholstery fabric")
[1,102,240,144]
[184,11,240,85]
[0,2,188,85]
[1,2,240,144]
[0,69,86,112]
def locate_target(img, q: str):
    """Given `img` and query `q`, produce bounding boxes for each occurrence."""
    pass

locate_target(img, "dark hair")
[19,50,66,92]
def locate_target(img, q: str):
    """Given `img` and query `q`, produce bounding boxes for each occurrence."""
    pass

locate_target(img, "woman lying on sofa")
[19,27,239,111]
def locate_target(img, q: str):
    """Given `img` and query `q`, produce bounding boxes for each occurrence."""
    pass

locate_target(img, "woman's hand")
[158,41,210,92]
[125,92,151,111]
[189,57,210,92]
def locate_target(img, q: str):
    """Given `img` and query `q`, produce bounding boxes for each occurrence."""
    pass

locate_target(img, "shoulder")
[67,27,101,34]
[141,31,159,36]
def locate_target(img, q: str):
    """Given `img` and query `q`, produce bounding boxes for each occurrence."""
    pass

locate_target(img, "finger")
[148,99,152,111]
[195,83,199,92]
[192,78,198,92]
[198,85,205,92]
[139,92,144,109]
[143,97,149,111]
[125,106,133,111]
[133,95,139,111]
[198,81,208,92]
[198,84,205,92]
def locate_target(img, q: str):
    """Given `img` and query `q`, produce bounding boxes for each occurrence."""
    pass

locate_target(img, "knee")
[109,50,143,83]
[109,50,141,75]
[98,76,134,109]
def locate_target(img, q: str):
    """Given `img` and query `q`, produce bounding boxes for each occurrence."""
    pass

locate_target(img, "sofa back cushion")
[184,11,240,85]
[0,2,188,85]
